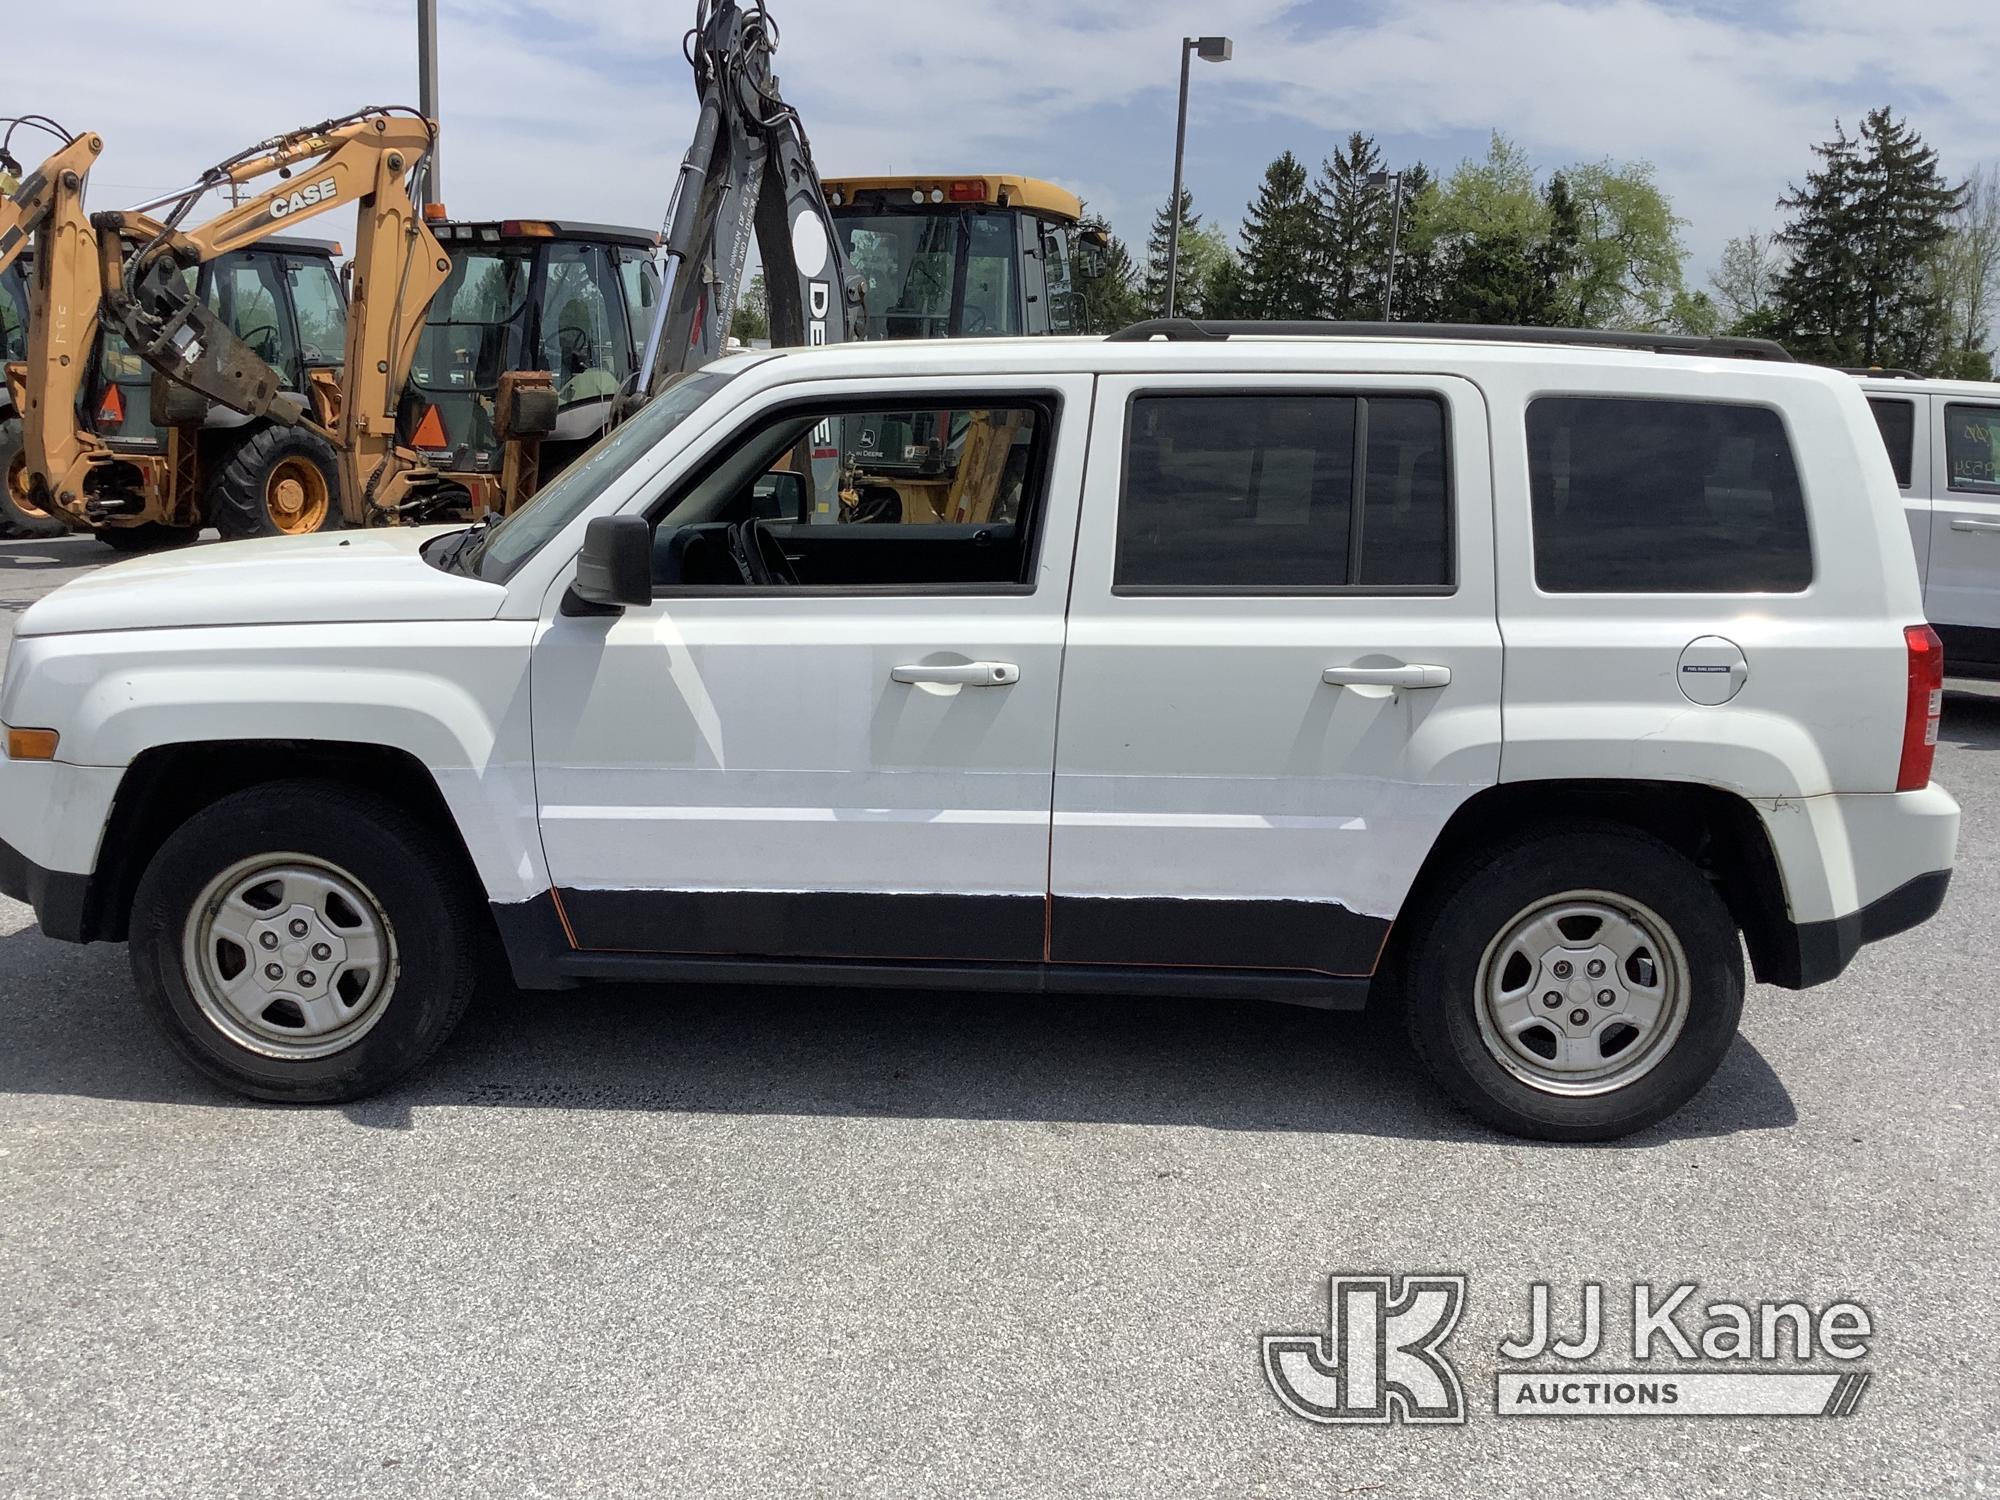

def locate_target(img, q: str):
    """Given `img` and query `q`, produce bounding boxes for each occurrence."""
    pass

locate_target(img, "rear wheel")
[1400,826,1745,1142]
[0,416,68,538]
[129,780,481,1102]
[207,426,341,539]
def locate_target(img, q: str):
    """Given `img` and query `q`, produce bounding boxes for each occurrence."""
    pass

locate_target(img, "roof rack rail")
[1107,318,1796,362]
[1840,366,1924,379]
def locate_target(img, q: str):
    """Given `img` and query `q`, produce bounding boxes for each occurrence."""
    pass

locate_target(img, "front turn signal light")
[5,727,58,761]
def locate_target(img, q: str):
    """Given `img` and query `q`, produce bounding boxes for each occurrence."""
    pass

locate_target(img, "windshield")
[834,208,1025,339]
[470,369,734,583]
[0,264,26,363]
[405,247,535,456]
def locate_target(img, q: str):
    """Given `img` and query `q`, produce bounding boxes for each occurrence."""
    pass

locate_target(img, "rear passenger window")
[1867,397,1916,489]
[1115,393,1451,591]
[1527,397,1812,594]
[1945,404,2000,494]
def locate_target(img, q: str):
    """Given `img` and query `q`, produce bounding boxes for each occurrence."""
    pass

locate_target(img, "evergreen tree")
[1773,121,1862,363]
[1314,132,1392,319]
[1849,108,1963,368]
[1532,172,1586,325]
[1387,163,1442,321]
[1439,232,1543,325]
[1773,113,1961,366]
[1238,151,1321,319]
[1075,216,1144,333]
[1201,252,1250,319]
[1140,187,1204,317]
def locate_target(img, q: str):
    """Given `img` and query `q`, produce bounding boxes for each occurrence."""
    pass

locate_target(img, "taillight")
[1898,624,1944,791]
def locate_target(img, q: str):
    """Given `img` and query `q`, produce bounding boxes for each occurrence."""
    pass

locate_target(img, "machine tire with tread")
[0,416,69,538]
[207,426,342,539]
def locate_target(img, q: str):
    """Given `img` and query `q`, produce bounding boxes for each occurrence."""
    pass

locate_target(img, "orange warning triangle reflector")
[96,385,125,428]
[410,404,447,449]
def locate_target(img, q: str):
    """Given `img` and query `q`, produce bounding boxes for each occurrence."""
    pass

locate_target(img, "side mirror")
[568,514,653,612]
[751,469,806,521]
[1078,227,1110,280]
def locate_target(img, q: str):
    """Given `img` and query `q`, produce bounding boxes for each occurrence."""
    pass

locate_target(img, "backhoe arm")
[95,109,446,454]
[637,1,863,394]
[0,129,101,277]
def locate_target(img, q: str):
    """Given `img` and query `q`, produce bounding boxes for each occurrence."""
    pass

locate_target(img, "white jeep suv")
[1856,371,2000,677]
[0,323,1960,1141]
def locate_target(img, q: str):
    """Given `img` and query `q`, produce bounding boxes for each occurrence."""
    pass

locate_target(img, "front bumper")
[0,834,94,941]
[0,758,124,942]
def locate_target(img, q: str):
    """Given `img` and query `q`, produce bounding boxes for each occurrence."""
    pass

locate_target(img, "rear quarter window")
[1866,397,1916,490]
[1526,396,1813,594]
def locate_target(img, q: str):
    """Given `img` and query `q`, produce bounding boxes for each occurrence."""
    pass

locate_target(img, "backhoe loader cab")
[407,219,659,501]
[813,176,1094,524]
[823,176,1094,339]
[85,236,345,459]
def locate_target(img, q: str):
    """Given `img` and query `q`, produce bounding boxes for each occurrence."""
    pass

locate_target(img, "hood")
[16,526,505,638]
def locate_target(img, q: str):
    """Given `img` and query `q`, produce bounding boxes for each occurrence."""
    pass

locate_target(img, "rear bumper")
[1778,868,1951,989]
[1752,784,1959,988]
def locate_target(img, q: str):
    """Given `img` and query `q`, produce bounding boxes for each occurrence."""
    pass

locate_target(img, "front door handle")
[892,661,1020,686]
[1322,664,1452,690]
[1950,518,2000,533]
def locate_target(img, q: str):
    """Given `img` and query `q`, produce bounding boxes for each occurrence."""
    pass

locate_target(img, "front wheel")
[1400,826,1745,1142]
[129,780,481,1102]
[0,415,69,537]
[206,426,342,539]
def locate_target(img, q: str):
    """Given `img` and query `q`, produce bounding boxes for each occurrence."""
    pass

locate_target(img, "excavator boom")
[638,1,861,393]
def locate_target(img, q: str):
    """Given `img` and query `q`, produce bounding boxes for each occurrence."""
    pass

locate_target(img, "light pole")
[1165,34,1233,319]
[1368,169,1404,320]
[417,0,441,208]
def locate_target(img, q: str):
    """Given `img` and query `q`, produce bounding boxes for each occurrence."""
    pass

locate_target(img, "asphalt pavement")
[0,533,1994,1497]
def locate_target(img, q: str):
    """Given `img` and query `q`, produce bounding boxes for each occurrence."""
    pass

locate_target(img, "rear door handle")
[1950,518,2000,532]
[892,662,1020,686]
[1322,664,1452,689]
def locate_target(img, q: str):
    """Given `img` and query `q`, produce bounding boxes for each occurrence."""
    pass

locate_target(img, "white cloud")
[11,0,1997,283]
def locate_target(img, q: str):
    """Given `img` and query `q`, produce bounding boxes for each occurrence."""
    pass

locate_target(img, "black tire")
[0,415,69,538]
[206,425,342,540]
[1400,825,1745,1142]
[96,522,199,553]
[129,779,481,1102]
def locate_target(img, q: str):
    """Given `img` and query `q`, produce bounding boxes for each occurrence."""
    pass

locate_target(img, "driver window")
[538,243,631,408]
[647,397,1053,593]
[283,255,348,369]
[214,256,302,389]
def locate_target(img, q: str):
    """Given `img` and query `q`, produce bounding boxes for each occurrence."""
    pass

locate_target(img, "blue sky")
[15,0,2000,289]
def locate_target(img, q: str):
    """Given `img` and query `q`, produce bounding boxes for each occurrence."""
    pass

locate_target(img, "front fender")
[1,621,549,904]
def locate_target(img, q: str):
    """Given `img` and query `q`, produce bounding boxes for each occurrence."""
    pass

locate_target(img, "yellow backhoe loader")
[2,119,357,546]
[85,107,560,538]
